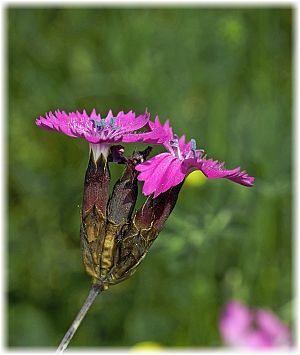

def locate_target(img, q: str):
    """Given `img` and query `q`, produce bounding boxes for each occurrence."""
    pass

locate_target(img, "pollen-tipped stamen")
[170,134,182,159]
[191,138,197,158]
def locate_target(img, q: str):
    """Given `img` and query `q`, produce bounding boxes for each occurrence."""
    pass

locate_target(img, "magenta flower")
[219,301,292,349]
[36,108,166,160]
[135,117,254,197]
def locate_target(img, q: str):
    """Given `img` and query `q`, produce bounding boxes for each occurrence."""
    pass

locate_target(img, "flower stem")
[56,282,104,353]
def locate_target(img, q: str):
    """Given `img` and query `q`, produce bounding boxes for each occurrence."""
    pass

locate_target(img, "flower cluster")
[36,108,254,287]
[219,301,292,349]
[37,109,254,196]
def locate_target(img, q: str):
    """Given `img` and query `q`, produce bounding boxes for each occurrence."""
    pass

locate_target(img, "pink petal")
[136,153,185,196]
[137,155,171,190]
[36,108,153,145]
[255,310,291,346]
[195,158,254,187]
[219,301,253,346]
[104,109,114,123]
[178,135,191,156]
[117,111,150,132]
[153,158,185,197]
[146,116,173,149]
[36,114,78,138]
[90,108,99,120]
[122,126,168,144]
[219,301,292,349]
[135,153,169,172]
[243,330,273,349]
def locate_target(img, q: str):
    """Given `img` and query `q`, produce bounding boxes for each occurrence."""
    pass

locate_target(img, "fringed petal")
[136,153,185,196]
[116,111,150,132]
[122,126,168,144]
[135,153,169,172]
[178,134,192,156]
[193,157,254,187]
[36,108,152,145]
[146,115,173,149]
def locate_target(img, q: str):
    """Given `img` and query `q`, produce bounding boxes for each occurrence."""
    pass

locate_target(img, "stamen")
[109,117,120,131]
[198,149,205,158]
[90,119,107,131]
[190,138,197,158]
[169,134,182,159]
[89,117,121,139]
[110,117,116,126]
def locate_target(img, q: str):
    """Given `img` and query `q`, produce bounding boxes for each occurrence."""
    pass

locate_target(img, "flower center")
[90,117,120,132]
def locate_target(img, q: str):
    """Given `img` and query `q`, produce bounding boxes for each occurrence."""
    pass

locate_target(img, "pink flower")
[36,109,166,160]
[219,301,292,349]
[135,117,254,197]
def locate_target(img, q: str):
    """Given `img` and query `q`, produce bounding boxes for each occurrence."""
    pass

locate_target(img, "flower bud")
[80,151,110,280]
[93,147,152,283]
[108,182,183,284]
[99,159,139,277]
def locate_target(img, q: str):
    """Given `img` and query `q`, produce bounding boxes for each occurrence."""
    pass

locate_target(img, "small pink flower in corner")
[36,108,166,161]
[219,300,293,349]
[135,116,254,197]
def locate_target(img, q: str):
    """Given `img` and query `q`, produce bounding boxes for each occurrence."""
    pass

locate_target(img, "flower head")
[219,301,292,349]
[136,117,254,197]
[36,108,166,160]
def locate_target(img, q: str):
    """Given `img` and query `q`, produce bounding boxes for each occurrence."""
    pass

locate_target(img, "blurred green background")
[8,7,293,348]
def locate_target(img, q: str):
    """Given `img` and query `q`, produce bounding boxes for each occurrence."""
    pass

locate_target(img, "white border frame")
[1,1,298,354]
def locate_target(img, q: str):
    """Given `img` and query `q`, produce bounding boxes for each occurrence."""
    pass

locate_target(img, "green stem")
[56,282,104,353]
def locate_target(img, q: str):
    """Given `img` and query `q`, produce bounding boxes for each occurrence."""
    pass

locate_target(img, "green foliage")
[8,7,292,348]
